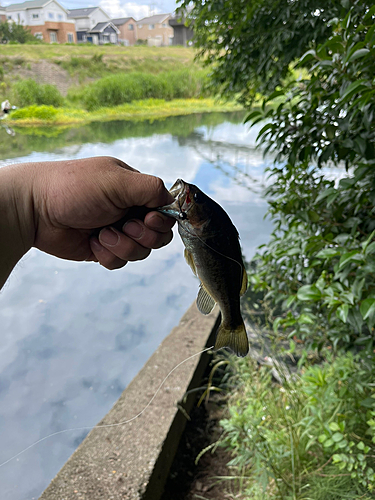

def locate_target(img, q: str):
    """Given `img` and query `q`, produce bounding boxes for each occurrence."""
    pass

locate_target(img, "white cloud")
[99,0,159,20]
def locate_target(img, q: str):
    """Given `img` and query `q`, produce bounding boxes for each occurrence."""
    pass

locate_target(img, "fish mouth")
[157,179,189,220]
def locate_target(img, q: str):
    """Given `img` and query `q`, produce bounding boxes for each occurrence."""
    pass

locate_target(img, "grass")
[8,98,243,126]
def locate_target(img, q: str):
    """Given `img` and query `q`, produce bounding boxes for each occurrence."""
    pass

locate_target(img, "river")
[0,112,273,499]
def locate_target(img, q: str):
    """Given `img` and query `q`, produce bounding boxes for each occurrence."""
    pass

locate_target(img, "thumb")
[110,164,174,209]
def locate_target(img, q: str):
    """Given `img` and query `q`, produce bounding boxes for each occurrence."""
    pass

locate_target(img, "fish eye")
[193,192,202,203]
[179,212,187,220]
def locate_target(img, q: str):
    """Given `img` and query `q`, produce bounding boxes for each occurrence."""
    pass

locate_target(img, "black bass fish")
[158,179,249,357]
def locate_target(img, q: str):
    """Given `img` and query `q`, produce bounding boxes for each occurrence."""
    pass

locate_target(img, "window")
[58,14,63,21]
[7,15,11,20]
[32,14,39,19]
[48,12,54,20]
[34,32,43,40]
[110,34,116,44]
[50,32,57,42]
[138,24,143,29]
[128,24,134,30]
[67,33,74,43]
[149,24,154,30]
[162,23,167,27]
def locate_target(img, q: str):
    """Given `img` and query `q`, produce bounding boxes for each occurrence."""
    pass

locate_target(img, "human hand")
[0,157,175,286]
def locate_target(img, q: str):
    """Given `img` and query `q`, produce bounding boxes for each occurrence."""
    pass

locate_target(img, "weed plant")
[217,352,375,499]
[12,79,63,107]
[73,69,210,110]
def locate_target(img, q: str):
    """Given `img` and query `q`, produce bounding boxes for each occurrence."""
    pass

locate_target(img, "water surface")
[0,112,273,499]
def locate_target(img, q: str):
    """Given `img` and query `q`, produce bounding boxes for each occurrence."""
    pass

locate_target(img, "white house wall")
[89,9,110,29]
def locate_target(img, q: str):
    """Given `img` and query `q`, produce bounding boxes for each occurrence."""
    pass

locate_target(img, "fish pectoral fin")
[196,285,216,315]
[184,249,197,276]
[240,267,248,296]
[214,321,249,357]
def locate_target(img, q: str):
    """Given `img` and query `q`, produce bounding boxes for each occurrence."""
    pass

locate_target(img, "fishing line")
[178,222,245,291]
[0,345,215,469]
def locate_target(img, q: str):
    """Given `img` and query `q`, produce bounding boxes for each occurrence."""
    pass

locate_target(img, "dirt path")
[11,60,74,96]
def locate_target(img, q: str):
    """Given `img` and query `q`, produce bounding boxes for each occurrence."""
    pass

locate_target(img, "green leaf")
[339,250,363,269]
[340,80,368,101]
[348,48,370,62]
[332,432,344,442]
[357,441,365,450]
[329,422,340,432]
[336,304,349,323]
[316,248,340,259]
[360,298,375,320]
[297,285,321,301]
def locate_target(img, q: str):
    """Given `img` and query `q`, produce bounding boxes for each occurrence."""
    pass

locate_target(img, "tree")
[183,0,375,352]
[0,21,35,44]
[181,0,369,104]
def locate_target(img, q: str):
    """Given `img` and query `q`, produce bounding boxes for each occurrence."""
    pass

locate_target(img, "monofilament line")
[0,345,215,469]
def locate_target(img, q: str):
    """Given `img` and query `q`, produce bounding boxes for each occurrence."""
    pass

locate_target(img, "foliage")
[76,69,210,110]
[0,21,35,44]
[12,79,64,108]
[180,0,373,103]
[10,105,58,121]
[246,3,375,352]
[218,352,375,498]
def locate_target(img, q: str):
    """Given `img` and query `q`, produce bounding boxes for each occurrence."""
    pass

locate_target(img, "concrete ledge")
[39,303,220,500]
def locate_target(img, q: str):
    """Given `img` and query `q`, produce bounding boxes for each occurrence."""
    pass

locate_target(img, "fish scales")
[158,179,249,357]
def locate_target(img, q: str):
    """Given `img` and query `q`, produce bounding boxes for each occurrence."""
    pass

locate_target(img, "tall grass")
[71,69,210,110]
[12,79,63,107]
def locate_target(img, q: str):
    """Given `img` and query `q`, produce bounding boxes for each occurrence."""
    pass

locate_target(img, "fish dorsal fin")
[184,248,197,276]
[196,284,216,315]
[240,266,248,296]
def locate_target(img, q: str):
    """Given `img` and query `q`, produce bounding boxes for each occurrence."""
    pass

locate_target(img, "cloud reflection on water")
[0,112,273,499]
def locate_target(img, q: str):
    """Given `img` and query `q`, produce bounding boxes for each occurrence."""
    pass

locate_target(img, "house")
[4,0,76,43]
[86,21,119,45]
[137,13,174,47]
[111,17,137,46]
[67,6,115,44]
[0,4,6,22]
[169,15,194,46]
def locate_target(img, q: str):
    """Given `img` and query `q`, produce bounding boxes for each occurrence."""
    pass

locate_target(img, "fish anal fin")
[196,285,216,315]
[240,267,248,296]
[184,248,197,276]
[214,321,249,357]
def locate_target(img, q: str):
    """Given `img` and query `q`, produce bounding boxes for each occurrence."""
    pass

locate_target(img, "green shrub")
[12,79,63,107]
[79,69,210,110]
[218,352,375,498]
[10,105,58,120]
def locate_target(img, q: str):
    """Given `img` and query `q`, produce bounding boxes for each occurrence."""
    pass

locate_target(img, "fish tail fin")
[214,320,249,357]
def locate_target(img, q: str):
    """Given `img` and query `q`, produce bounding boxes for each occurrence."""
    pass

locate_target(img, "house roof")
[137,13,171,25]
[111,17,134,26]
[67,7,98,18]
[5,0,54,11]
[89,21,120,34]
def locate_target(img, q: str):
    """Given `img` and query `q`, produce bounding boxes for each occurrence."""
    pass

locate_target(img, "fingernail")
[148,214,164,228]
[123,220,144,239]
[100,228,119,247]
[90,238,103,252]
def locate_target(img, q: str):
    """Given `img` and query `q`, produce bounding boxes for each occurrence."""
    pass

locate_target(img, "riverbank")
[6,98,243,127]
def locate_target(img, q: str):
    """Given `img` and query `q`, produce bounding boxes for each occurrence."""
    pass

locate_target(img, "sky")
[2,0,181,20]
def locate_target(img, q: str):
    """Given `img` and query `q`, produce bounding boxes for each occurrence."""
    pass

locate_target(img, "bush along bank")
[5,69,242,125]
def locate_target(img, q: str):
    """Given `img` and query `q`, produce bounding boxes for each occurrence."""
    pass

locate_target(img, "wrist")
[0,163,36,288]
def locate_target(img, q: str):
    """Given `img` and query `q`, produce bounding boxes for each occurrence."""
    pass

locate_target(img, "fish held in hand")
[158,179,249,357]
